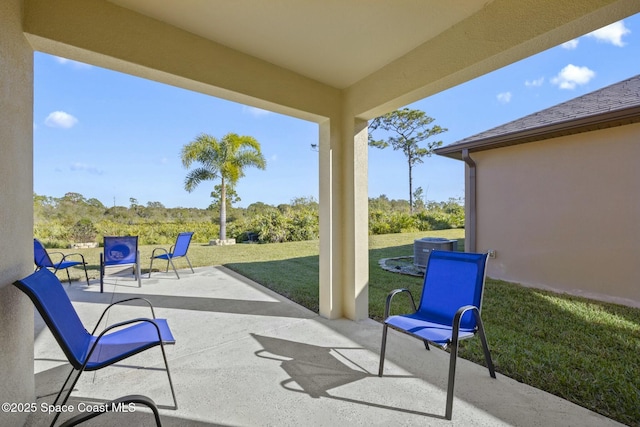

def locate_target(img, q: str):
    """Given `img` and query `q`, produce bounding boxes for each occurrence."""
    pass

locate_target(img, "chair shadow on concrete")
[30,361,226,427]
[251,334,445,420]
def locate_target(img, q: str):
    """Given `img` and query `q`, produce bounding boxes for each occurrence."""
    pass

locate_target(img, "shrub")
[70,218,97,242]
[254,211,289,243]
[34,220,71,247]
[288,210,319,241]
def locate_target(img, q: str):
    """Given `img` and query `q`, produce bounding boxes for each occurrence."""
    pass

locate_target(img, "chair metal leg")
[52,366,76,407]
[185,255,194,274]
[135,251,141,287]
[476,315,496,378]
[378,324,389,377]
[51,366,85,427]
[148,257,155,278]
[150,252,192,279]
[159,340,178,409]
[167,257,180,279]
[65,269,72,285]
[82,264,90,286]
[445,306,468,421]
[99,253,104,293]
[445,335,459,421]
[59,395,163,427]
[443,308,495,420]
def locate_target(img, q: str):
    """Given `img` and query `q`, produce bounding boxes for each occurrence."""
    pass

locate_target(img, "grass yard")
[51,231,640,425]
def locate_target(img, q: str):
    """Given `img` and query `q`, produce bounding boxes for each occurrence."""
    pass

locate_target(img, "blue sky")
[34,14,640,209]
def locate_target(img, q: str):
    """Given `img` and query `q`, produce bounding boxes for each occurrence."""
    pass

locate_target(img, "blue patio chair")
[148,232,195,279]
[13,268,177,427]
[100,236,141,293]
[34,238,89,286]
[378,250,495,420]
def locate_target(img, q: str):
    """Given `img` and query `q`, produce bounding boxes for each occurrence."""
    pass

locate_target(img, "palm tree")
[181,133,266,241]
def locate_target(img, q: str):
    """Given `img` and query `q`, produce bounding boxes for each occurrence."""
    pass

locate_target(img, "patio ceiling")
[104,0,491,89]
[23,0,640,120]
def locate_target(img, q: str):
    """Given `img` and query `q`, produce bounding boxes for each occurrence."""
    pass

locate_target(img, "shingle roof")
[435,74,640,160]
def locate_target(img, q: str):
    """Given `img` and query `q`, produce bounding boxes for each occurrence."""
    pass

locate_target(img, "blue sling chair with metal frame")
[100,236,141,293]
[148,232,195,279]
[13,268,177,427]
[378,250,496,420]
[34,238,89,286]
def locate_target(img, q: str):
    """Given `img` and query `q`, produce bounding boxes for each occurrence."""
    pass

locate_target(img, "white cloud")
[54,56,92,69]
[70,163,104,175]
[496,92,512,104]
[551,64,595,90]
[561,39,579,50]
[242,106,271,117]
[586,21,630,47]
[525,77,544,87]
[44,111,79,129]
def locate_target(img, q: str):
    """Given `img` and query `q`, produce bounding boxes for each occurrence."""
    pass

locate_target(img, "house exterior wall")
[473,122,640,307]
[0,0,36,425]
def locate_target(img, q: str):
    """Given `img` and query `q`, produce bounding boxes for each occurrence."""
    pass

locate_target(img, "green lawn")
[50,231,640,425]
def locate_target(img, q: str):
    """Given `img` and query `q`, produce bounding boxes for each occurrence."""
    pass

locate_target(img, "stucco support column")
[318,116,369,320]
[0,0,36,425]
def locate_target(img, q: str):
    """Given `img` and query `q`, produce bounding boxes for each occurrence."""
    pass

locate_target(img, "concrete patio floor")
[24,266,622,426]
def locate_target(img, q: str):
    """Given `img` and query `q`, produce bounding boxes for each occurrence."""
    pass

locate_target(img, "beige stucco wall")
[473,122,640,307]
[0,0,36,425]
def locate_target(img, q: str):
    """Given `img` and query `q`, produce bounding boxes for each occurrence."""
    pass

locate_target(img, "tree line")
[33,192,464,248]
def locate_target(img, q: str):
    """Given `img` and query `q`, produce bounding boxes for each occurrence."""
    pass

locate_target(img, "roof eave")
[435,105,640,161]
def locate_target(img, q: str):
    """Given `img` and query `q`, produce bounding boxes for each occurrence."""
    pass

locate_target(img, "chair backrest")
[103,236,139,267]
[33,238,54,268]
[172,232,194,257]
[417,250,489,330]
[14,269,92,368]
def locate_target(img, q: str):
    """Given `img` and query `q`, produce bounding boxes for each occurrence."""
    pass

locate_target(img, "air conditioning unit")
[413,237,458,269]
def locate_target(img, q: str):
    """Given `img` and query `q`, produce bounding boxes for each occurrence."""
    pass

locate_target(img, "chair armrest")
[91,297,157,335]
[59,394,162,427]
[384,288,418,320]
[450,305,480,344]
[452,305,479,327]
[60,252,87,264]
[47,251,66,264]
[150,247,170,259]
